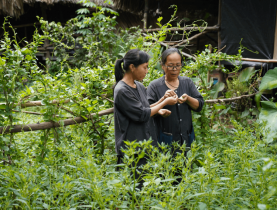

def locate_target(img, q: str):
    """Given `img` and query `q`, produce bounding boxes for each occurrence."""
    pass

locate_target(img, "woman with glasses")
[147,48,204,149]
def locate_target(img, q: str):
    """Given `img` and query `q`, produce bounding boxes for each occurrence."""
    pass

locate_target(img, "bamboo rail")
[144,26,219,33]
[0,99,71,108]
[205,93,255,103]
[241,58,277,63]
[0,94,256,134]
[0,108,114,134]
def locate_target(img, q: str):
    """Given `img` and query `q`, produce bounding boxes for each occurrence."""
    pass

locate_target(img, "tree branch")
[205,93,255,103]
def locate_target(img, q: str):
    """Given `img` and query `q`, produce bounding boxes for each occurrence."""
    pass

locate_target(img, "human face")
[162,52,182,80]
[131,62,149,81]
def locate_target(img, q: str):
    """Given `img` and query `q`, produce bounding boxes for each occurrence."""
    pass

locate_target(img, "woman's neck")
[165,75,178,83]
[122,73,136,88]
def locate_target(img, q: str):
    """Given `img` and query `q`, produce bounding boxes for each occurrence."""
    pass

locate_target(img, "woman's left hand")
[158,109,172,118]
[178,94,189,104]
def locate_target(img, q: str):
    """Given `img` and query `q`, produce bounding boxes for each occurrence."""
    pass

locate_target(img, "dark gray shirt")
[114,80,157,155]
[147,76,204,145]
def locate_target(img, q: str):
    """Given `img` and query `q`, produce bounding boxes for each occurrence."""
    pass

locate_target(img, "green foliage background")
[0,1,277,209]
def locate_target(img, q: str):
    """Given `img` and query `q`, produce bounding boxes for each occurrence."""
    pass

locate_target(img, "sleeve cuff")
[139,107,151,122]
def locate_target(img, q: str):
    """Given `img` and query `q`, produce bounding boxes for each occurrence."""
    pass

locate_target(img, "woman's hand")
[165,96,178,105]
[164,89,177,99]
[158,109,171,118]
[178,94,188,104]
[178,94,200,110]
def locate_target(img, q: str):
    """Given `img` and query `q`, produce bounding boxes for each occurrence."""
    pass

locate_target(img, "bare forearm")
[186,96,199,110]
[150,100,167,116]
[150,96,165,108]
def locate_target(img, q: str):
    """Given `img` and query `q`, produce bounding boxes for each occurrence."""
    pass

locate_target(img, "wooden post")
[273,6,277,59]
[218,0,222,51]
[207,44,212,83]
[24,26,27,41]
[143,0,149,30]
[217,0,224,82]
[41,3,50,66]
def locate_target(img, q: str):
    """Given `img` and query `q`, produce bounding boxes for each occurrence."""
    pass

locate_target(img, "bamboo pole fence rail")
[144,26,220,33]
[0,108,114,134]
[0,93,256,134]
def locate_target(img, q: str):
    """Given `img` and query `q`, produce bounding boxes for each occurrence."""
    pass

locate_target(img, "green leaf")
[25,55,32,61]
[0,104,6,109]
[259,67,277,91]
[198,202,207,210]
[214,104,226,110]
[101,8,118,16]
[257,204,267,210]
[76,8,90,15]
[158,36,166,42]
[2,146,9,151]
[138,151,145,159]
[259,101,277,143]
[107,179,121,185]
[241,110,249,118]
[87,107,93,112]
[210,82,225,99]
[14,199,29,206]
[0,57,6,65]
[238,67,256,82]
[21,48,31,55]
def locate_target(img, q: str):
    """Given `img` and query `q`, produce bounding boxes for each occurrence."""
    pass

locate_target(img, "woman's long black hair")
[114,49,150,83]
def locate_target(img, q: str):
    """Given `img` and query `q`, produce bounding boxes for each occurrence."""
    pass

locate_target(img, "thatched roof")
[113,0,147,14]
[113,0,218,15]
[0,0,25,18]
[0,0,112,18]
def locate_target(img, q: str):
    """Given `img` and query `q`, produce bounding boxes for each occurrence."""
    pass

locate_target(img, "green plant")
[0,18,43,164]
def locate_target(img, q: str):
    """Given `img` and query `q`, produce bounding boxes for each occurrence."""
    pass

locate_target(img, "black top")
[114,80,157,155]
[147,76,204,145]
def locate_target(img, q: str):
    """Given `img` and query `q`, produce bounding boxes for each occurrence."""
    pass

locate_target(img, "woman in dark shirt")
[147,48,204,148]
[113,49,177,164]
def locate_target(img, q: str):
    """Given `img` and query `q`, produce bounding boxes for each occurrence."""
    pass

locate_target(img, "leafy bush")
[0,2,276,209]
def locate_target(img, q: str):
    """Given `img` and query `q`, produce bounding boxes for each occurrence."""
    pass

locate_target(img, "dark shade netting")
[220,0,277,59]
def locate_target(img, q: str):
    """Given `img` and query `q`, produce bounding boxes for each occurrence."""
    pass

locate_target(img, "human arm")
[150,97,177,117]
[157,109,171,118]
[150,89,177,107]
[178,78,204,112]
[178,94,199,110]
[115,88,176,122]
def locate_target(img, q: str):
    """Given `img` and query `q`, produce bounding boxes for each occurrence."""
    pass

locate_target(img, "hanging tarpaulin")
[220,0,277,59]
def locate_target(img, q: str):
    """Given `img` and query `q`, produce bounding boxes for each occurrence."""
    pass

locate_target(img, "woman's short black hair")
[161,48,184,65]
[114,49,150,82]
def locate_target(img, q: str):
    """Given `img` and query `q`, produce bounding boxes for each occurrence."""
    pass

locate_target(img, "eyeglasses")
[164,65,183,71]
